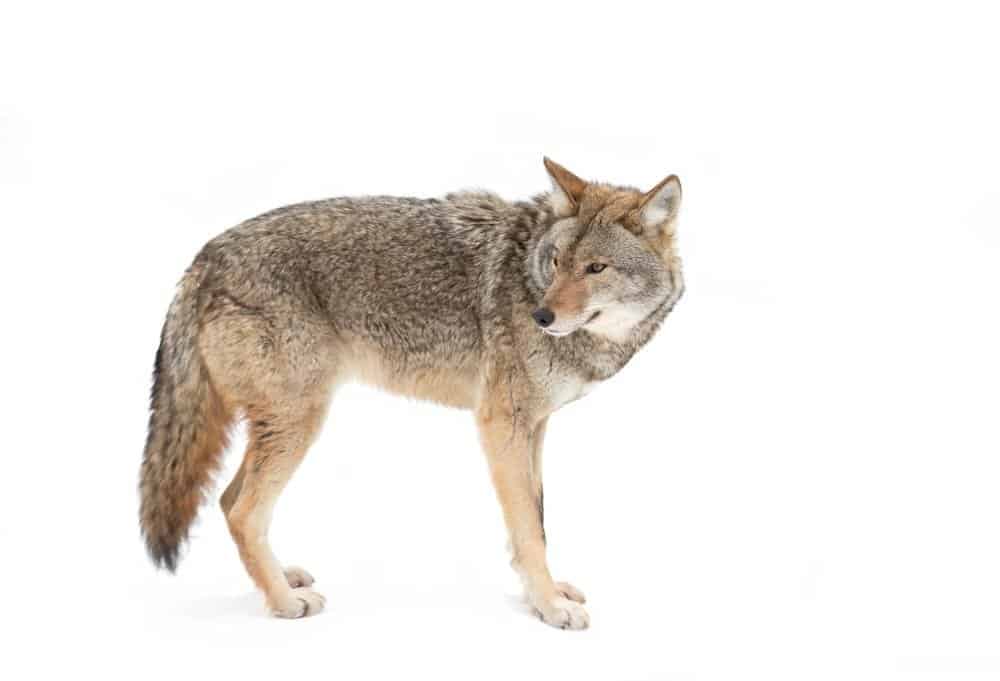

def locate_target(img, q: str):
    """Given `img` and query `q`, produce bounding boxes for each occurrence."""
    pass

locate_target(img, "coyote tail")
[139,261,230,571]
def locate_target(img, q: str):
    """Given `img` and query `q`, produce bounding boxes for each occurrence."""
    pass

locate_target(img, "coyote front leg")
[476,392,589,630]
[529,416,587,607]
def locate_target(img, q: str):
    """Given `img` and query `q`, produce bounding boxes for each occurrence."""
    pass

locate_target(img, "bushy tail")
[139,262,231,571]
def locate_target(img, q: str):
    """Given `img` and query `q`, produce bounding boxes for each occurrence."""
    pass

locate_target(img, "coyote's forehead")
[574,184,647,232]
[550,184,675,258]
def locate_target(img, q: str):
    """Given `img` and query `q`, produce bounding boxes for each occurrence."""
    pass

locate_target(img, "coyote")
[140,158,684,629]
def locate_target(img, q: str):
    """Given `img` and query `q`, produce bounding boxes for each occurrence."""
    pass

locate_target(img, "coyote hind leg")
[219,456,246,516]
[222,442,317,590]
[225,400,329,618]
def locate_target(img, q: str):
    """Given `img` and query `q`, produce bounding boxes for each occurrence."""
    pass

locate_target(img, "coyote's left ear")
[638,175,682,232]
[543,157,588,217]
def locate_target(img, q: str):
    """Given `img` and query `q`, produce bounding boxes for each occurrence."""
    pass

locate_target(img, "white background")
[2,2,998,679]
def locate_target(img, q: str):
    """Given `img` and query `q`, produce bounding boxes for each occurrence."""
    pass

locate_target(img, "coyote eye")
[586,263,606,274]
[553,256,559,268]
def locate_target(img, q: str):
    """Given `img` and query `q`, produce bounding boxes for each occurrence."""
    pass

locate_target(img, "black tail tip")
[145,537,181,573]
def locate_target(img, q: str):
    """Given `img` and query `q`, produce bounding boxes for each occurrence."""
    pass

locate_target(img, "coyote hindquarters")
[139,158,684,629]
[141,259,341,617]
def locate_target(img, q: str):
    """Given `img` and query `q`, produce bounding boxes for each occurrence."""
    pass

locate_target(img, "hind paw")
[283,565,315,588]
[271,587,326,619]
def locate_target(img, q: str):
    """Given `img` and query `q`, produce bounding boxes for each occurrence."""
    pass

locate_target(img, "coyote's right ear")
[543,157,587,217]
[639,175,682,230]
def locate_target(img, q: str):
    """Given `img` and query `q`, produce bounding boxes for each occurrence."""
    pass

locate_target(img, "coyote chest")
[546,373,601,412]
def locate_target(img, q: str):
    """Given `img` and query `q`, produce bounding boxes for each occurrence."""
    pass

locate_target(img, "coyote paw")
[283,566,315,588]
[271,587,326,619]
[535,596,590,630]
[554,581,586,604]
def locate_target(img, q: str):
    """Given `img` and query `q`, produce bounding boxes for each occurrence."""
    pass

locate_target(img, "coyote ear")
[639,175,682,231]
[543,157,587,217]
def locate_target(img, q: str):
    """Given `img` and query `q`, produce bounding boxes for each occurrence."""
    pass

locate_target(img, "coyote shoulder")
[139,158,684,629]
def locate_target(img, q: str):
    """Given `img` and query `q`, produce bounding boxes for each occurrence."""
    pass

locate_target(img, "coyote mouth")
[542,310,601,338]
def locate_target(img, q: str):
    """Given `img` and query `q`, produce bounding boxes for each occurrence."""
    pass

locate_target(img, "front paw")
[535,595,590,630]
[555,581,586,604]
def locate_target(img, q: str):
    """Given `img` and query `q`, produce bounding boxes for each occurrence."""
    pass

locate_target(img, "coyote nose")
[532,307,555,328]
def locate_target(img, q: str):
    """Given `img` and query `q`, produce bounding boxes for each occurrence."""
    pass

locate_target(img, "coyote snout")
[535,269,590,336]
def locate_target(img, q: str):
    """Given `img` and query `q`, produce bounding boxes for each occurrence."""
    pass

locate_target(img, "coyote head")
[529,158,684,342]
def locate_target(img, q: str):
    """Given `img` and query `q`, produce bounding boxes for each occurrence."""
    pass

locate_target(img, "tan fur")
[345,340,481,409]
[542,271,590,323]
